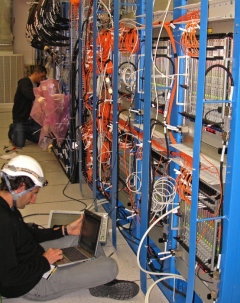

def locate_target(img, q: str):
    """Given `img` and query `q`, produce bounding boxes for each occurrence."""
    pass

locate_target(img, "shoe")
[89,279,139,300]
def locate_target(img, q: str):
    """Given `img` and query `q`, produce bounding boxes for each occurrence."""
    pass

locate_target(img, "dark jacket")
[0,197,63,298]
[12,77,35,123]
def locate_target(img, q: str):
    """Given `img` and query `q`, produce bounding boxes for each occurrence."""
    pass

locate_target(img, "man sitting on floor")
[0,155,139,301]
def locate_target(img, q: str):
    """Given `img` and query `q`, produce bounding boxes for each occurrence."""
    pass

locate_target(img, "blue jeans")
[9,119,41,147]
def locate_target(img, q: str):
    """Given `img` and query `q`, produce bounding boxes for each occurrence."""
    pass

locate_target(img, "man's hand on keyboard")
[43,248,63,264]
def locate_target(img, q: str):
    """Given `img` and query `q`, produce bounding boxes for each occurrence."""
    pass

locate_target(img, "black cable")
[204,108,219,120]
[205,64,234,87]
[23,213,49,219]
[62,180,88,209]
[117,223,140,242]
[150,118,170,159]
[117,225,140,246]
[196,266,213,284]
[218,141,226,255]
[67,38,80,183]
[205,64,234,256]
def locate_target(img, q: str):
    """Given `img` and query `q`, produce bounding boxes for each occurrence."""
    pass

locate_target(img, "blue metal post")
[78,1,83,192]
[140,0,153,294]
[92,0,98,206]
[218,1,240,302]
[186,0,208,302]
[164,2,187,299]
[111,0,120,248]
[133,0,144,246]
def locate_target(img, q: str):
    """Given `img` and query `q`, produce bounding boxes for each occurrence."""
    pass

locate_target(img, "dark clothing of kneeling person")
[8,65,47,147]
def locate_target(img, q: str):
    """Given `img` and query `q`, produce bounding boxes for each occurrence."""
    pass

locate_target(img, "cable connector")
[177,125,189,134]
[223,105,232,141]
[129,108,143,116]
[136,109,144,116]
[170,249,182,257]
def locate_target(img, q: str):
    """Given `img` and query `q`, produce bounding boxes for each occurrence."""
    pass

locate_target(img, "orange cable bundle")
[173,10,200,24]
[96,30,114,74]
[97,102,112,133]
[119,28,139,54]
[175,167,192,205]
[180,21,200,57]
[85,67,93,96]
[101,140,111,163]
[124,29,139,53]
[70,0,80,8]
[104,59,113,75]
[97,30,114,62]
[163,24,177,145]
[86,148,93,181]
[82,48,94,95]
[97,59,113,75]
[153,10,200,27]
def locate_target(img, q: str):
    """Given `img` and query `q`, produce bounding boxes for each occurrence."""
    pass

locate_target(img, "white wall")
[0,0,13,52]
[13,0,35,65]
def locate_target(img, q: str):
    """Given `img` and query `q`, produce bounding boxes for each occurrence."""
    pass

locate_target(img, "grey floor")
[0,105,168,303]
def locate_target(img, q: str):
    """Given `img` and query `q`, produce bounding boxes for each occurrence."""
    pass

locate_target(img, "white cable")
[98,0,113,27]
[159,254,173,261]
[122,66,137,89]
[125,172,142,193]
[145,275,186,303]
[157,250,171,257]
[137,206,180,276]
[152,0,172,121]
[151,177,176,214]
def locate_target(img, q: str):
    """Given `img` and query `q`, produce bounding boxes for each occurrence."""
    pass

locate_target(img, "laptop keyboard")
[62,247,87,262]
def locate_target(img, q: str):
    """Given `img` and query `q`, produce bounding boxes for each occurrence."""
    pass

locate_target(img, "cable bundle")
[97,101,113,134]
[175,168,192,205]
[119,27,139,54]
[173,10,200,24]
[25,0,70,50]
[81,119,93,182]
[151,176,176,213]
[70,0,80,7]
[96,30,114,74]
[180,21,200,57]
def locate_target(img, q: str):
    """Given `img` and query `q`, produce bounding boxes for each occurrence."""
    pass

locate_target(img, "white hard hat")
[1,155,47,187]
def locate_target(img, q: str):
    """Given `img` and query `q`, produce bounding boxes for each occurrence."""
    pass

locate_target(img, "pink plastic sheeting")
[30,78,69,149]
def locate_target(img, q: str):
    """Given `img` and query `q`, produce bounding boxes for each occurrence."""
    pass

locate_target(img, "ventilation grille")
[0,54,24,104]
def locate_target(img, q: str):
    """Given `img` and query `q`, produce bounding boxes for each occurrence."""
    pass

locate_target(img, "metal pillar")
[111,0,120,249]
[140,0,153,294]
[218,1,240,302]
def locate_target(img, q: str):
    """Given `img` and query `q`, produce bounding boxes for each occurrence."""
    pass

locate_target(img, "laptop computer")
[55,209,102,267]
[48,210,84,228]
[48,209,108,244]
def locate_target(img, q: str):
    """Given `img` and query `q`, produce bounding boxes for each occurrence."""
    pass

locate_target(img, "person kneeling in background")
[8,65,47,148]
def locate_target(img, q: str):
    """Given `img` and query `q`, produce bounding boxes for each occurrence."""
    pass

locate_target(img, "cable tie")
[174,169,181,175]
[179,27,187,32]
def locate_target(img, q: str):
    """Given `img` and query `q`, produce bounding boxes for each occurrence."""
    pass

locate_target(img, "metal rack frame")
[76,0,240,302]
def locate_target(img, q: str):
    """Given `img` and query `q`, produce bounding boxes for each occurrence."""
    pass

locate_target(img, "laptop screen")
[48,210,83,228]
[79,210,102,254]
